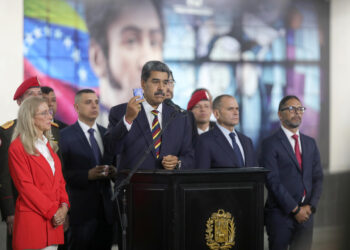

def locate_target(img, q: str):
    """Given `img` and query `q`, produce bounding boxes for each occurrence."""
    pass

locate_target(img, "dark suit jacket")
[60,122,116,225]
[53,119,68,130]
[195,124,257,169]
[260,128,323,215]
[104,103,194,170]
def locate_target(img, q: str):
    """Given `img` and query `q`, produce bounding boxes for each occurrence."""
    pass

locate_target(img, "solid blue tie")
[229,132,244,167]
[88,128,102,165]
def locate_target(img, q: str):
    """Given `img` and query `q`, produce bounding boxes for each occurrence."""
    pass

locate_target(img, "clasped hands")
[88,165,117,180]
[52,205,68,228]
[293,205,312,224]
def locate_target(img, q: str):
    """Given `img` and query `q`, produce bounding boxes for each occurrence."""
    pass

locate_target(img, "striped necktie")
[151,110,161,158]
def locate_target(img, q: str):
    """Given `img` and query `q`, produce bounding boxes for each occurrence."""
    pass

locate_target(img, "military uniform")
[0,119,62,250]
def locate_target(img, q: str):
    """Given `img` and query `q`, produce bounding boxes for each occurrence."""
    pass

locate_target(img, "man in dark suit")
[260,95,323,250]
[104,60,193,170]
[60,89,116,250]
[41,86,68,129]
[195,94,256,169]
[0,76,61,250]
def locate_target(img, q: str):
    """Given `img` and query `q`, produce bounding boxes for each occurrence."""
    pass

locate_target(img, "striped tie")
[151,110,161,158]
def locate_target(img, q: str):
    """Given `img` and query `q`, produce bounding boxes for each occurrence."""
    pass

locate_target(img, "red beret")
[187,90,210,110]
[13,76,41,100]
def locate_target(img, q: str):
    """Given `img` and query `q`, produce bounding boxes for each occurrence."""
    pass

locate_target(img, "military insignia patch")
[1,120,14,130]
[206,209,235,249]
[51,121,59,128]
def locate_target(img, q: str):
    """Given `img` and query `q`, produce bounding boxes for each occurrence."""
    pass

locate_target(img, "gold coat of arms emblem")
[205,209,235,249]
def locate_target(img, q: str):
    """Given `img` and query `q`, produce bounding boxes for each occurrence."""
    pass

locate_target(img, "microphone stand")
[112,104,184,250]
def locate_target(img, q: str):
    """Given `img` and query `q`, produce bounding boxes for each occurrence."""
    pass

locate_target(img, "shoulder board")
[1,120,15,130]
[51,121,59,128]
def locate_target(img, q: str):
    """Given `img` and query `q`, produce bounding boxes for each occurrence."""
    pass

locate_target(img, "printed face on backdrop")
[90,0,163,109]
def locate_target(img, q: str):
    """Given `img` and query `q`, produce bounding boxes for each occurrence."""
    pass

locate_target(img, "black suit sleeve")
[194,134,211,169]
[59,129,90,189]
[177,113,194,169]
[0,127,16,220]
[103,105,129,165]
[309,138,323,209]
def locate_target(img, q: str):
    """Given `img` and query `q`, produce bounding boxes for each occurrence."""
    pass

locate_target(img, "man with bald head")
[195,94,256,169]
[0,77,60,250]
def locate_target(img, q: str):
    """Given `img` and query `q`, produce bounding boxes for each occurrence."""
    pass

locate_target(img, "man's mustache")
[154,90,165,96]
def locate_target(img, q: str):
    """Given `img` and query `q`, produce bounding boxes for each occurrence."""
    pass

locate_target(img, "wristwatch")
[291,206,300,216]
[175,160,182,169]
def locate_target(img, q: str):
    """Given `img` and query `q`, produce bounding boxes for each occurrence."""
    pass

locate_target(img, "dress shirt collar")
[78,119,98,133]
[142,100,163,115]
[216,122,237,137]
[198,126,210,135]
[281,124,300,138]
[35,135,48,146]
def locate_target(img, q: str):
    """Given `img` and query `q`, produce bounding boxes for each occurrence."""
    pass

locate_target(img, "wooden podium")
[122,167,267,250]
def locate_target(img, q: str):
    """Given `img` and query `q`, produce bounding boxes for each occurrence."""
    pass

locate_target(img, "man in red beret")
[0,76,60,250]
[187,89,215,136]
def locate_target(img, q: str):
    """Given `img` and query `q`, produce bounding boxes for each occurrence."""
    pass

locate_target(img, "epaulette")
[51,121,59,128]
[1,120,15,130]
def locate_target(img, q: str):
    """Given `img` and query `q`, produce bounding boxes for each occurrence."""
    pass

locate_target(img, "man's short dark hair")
[85,0,165,57]
[41,86,54,95]
[141,61,170,82]
[212,94,232,110]
[169,71,174,81]
[278,95,301,111]
[75,89,96,104]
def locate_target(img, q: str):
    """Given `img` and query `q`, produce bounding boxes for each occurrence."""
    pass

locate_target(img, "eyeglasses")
[168,80,176,87]
[280,106,306,113]
[36,110,53,117]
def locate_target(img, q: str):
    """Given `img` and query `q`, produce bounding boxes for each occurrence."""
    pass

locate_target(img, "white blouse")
[35,136,55,175]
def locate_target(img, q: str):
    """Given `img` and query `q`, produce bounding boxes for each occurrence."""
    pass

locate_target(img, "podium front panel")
[126,168,266,250]
[128,183,170,250]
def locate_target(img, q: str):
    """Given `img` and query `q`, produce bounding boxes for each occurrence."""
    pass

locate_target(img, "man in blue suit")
[60,89,116,250]
[260,95,323,250]
[195,94,256,169]
[104,61,193,170]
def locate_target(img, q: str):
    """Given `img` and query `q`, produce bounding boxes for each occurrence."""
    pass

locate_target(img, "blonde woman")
[8,96,69,250]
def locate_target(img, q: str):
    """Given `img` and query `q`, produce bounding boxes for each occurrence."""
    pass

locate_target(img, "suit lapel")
[236,132,247,166]
[300,133,309,177]
[278,128,301,172]
[213,126,237,164]
[160,104,172,157]
[47,142,60,187]
[73,122,95,162]
[135,106,157,158]
[31,153,54,180]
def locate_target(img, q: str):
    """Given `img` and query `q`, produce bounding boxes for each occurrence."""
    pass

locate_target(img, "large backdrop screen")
[23,0,329,148]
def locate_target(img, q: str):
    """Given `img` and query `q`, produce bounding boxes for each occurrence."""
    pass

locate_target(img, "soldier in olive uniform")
[0,76,62,250]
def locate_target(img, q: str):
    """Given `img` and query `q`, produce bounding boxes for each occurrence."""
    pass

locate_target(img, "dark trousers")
[7,232,12,250]
[68,219,113,250]
[265,209,314,250]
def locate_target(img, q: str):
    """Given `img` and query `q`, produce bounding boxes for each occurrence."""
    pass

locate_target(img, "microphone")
[163,99,186,113]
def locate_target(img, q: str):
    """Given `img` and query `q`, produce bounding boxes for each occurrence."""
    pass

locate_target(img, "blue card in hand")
[133,88,144,101]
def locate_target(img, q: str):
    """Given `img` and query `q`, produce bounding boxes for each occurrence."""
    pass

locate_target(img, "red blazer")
[8,137,70,250]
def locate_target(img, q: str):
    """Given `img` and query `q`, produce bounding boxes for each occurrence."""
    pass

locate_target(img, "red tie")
[292,134,306,199]
[292,134,302,170]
